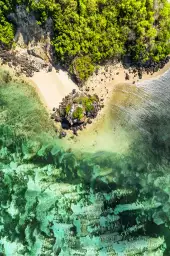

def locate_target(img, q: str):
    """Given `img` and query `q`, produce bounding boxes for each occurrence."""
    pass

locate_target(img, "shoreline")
[83,59,170,106]
[62,60,170,152]
[79,59,170,129]
[29,58,170,117]
[1,58,170,115]
[1,58,170,152]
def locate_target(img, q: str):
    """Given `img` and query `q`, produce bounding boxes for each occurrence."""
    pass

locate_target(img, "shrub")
[73,107,84,120]
[77,95,98,112]
[65,104,71,115]
[71,56,95,84]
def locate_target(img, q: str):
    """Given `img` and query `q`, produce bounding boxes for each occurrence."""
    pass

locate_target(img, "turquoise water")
[0,68,170,255]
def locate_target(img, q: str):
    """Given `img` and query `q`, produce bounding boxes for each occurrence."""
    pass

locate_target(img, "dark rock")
[87,119,92,124]
[48,64,52,72]
[72,89,76,94]
[59,130,67,138]
[105,67,109,72]
[95,68,99,75]
[138,71,142,79]
[51,113,56,119]
[55,116,61,122]
[61,121,70,129]
[73,128,78,136]
[93,112,97,118]
[125,73,130,80]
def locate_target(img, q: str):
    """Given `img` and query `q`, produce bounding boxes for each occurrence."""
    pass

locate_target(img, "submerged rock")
[59,130,67,138]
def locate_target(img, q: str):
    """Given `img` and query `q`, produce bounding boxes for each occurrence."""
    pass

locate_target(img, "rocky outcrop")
[0,49,52,77]
[52,90,102,137]
[130,56,170,79]
[0,5,55,77]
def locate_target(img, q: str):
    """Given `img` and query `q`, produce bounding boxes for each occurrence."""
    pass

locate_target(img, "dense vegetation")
[0,0,170,82]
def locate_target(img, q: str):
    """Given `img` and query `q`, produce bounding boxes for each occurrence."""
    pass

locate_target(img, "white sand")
[30,68,78,111]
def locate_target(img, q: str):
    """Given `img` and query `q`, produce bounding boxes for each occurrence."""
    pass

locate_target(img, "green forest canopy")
[0,0,170,82]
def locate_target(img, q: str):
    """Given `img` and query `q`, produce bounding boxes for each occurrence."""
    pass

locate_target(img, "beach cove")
[0,58,170,154]
[27,60,170,153]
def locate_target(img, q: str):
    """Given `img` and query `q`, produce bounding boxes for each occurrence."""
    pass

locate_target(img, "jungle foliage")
[0,0,170,82]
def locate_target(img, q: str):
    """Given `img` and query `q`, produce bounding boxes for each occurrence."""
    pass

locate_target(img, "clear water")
[0,68,170,255]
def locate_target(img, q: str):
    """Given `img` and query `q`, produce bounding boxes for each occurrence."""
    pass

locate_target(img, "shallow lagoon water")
[1,68,170,255]
[64,83,149,155]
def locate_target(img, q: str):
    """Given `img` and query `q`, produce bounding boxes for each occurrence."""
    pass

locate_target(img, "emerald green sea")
[0,67,170,255]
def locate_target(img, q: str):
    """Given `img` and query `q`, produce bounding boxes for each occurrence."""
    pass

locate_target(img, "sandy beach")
[28,60,170,152]
[30,60,170,115]
[2,58,170,152]
[82,60,170,108]
[30,68,78,111]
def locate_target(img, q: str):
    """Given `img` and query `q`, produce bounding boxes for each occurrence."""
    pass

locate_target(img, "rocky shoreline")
[51,90,103,138]
[93,56,170,84]
[0,47,53,77]
[0,44,169,82]
[0,46,170,141]
[133,56,170,79]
